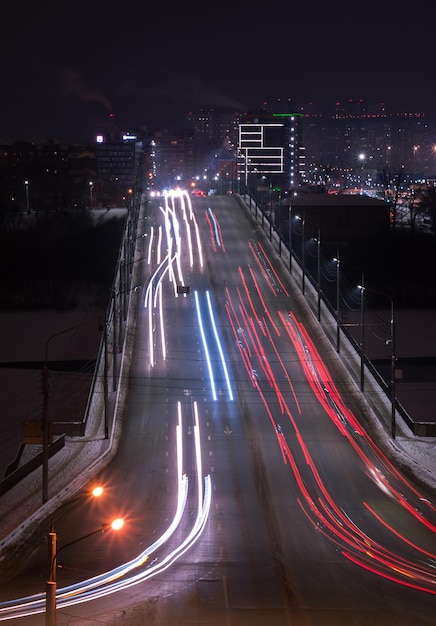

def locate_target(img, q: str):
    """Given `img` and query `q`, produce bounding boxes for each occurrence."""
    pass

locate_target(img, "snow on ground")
[1,204,435,561]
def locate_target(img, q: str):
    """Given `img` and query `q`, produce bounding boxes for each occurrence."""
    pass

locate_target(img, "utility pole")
[42,362,50,504]
[45,531,56,626]
[42,325,81,503]
[390,304,396,439]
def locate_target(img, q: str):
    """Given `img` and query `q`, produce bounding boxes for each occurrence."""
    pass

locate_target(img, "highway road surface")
[0,191,435,625]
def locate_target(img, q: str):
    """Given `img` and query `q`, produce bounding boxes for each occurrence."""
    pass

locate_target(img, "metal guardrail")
[239,193,436,438]
[3,191,431,498]
[0,436,65,497]
[0,193,145,496]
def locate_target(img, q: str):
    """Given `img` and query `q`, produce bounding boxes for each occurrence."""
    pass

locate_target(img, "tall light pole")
[316,230,321,321]
[46,486,104,625]
[390,299,396,438]
[360,286,396,438]
[301,211,306,295]
[296,212,305,294]
[412,145,419,184]
[358,153,366,189]
[334,252,341,352]
[89,181,93,208]
[334,255,365,367]
[288,203,293,274]
[340,258,365,391]
[358,281,365,392]
[24,180,30,213]
[243,151,249,195]
[43,325,82,504]
[46,516,124,626]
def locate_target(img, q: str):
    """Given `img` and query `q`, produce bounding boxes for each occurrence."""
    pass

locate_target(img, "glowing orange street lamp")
[45,486,111,626]
[46,515,124,626]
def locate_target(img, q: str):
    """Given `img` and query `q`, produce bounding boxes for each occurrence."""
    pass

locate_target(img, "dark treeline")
[0,210,125,311]
[341,228,436,309]
[283,218,436,310]
[1,205,435,312]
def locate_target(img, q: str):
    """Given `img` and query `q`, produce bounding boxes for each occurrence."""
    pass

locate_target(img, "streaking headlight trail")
[0,401,211,620]
[194,290,234,402]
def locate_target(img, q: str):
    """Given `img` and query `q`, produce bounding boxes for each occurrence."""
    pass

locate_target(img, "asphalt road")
[1,193,435,625]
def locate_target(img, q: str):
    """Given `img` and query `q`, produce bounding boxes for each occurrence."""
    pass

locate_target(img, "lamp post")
[253,168,258,219]
[49,485,104,535]
[390,301,396,439]
[43,325,82,504]
[358,281,365,392]
[46,516,124,626]
[358,153,366,189]
[46,486,104,625]
[358,286,396,438]
[339,258,365,391]
[103,319,109,439]
[240,150,250,195]
[316,230,321,321]
[288,203,293,274]
[24,180,30,213]
[89,181,93,208]
[412,145,419,184]
[296,212,305,294]
[335,253,341,352]
[333,254,365,367]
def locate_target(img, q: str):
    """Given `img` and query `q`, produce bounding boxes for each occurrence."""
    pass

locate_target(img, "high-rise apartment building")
[237,106,305,194]
[303,100,434,189]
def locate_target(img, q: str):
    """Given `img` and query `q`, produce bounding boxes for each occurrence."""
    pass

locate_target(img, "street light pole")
[46,517,124,626]
[46,486,104,626]
[45,532,56,626]
[244,151,249,195]
[296,213,305,294]
[301,211,306,295]
[361,287,396,438]
[24,180,30,213]
[43,325,82,504]
[289,204,293,274]
[316,230,321,321]
[334,255,365,364]
[335,252,341,352]
[103,320,109,439]
[390,301,396,439]
[89,181,93,208]
[359,281,365,392]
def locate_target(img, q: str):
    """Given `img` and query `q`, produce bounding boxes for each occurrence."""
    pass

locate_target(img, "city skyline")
[2,1,436,143]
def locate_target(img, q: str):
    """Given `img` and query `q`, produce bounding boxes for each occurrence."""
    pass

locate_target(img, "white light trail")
[193,401,204,510]
[194,290,217,401]
[0,403,211,620]
[143,257,172,366]
[208,207,221,247]
[183,206,194,267]
[147,225,154,265]
[206,290,233,401]
[157,224,163,265]
[157,282,166,360]
[193,216,204,268]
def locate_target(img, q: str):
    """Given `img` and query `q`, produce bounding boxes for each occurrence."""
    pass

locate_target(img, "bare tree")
[379,167,406,230]
[417,185,436,229]
[405,186,422,230]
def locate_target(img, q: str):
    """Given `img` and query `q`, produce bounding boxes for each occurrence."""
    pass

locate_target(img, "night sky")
[2,1,435,142]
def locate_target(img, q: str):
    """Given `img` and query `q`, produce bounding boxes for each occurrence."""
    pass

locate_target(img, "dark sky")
[2,1,435,142]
